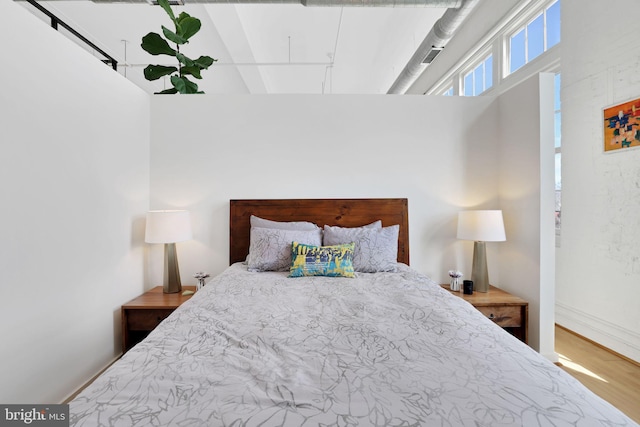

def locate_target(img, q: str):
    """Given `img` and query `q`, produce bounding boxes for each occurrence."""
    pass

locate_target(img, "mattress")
[70,263,635,426]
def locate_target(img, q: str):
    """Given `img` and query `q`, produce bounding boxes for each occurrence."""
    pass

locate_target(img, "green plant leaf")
[176,53,195,67]
[176,11,191,24]
[157,0,177,26]
[161,25,187,45]
[181,66,202,79]
[194,55,216,69]
[143,64,178,81]
[155,87,179,95]
[177,16,201,41]
[142,1,210,94]
[171,75,200,94]
[141,32,176,56]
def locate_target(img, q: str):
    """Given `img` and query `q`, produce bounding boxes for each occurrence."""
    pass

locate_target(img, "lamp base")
[163,242,182,294]
[471,241,489,293]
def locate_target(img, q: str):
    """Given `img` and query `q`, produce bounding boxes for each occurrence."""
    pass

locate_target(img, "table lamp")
[457,210,506,292]
[145,210,192,293]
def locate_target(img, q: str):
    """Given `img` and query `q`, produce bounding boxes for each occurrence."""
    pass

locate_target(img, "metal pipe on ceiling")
[88,0,462,6]
[387,0,479,94]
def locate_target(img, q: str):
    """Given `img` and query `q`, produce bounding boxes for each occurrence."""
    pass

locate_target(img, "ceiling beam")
[203,4,268,93]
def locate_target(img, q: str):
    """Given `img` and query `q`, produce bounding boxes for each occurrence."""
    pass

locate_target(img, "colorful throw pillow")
[247,227,322,272]
[323,224,399,273]
[289,242,355,278]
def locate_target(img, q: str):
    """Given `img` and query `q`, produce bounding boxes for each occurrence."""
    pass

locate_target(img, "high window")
[554,72,562,245]
[509,0,560,74]
[463,54,493,96]
[426,0,561,100]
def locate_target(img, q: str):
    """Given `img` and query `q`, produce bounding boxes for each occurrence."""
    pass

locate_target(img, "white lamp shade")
[145,210,192,243]
[457,210,506,242]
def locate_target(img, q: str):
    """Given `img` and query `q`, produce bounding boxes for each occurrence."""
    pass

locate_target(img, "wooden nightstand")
[442,284,529,344]
[121,286,196,353]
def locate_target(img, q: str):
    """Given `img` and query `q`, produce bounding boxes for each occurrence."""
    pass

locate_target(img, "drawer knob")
[488,313,495,320]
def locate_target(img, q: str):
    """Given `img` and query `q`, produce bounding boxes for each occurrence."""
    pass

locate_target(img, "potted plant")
[141,0,216,94]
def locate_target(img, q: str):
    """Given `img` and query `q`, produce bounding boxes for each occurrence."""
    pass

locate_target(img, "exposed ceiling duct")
[387,0,478,94]
[87,0,462,5]
[148,0,185,5]
[421,46,442,64]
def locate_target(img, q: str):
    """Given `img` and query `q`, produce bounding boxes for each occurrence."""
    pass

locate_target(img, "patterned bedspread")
[70,263,635,426]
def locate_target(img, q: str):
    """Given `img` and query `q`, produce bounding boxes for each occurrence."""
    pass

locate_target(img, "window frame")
[553,72,562,246]
[506,0,560,76]
[461,52,493,97]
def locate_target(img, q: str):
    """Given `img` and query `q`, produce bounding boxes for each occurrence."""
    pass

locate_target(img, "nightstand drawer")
[476,306,522,327]
[121,286,196,353]
[127,309,174,330]
[441,284,528,344]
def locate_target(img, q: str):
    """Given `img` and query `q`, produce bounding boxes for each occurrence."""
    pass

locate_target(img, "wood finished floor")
[555,325,640,424]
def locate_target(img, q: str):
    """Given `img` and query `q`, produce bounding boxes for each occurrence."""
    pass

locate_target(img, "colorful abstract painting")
[604,97,640,152]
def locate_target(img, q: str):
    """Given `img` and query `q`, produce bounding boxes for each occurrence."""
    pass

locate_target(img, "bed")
[70,198,636,426]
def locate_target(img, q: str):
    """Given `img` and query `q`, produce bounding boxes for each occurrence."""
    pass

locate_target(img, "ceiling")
[22,1,449,94]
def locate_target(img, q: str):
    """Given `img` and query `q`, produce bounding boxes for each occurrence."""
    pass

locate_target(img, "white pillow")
[323,224,399,273]
[359,220,383,229]
[247,227,322,272]
[250,215,320,231]
[320,220,382,232]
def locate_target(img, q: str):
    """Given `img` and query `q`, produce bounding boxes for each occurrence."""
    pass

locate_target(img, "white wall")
[497,73,557,359]
[149,94,499,286]
[0,1,150,403]
[556,0,640,362]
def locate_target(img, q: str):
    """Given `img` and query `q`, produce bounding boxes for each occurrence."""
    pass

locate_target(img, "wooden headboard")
[229,198,409,265]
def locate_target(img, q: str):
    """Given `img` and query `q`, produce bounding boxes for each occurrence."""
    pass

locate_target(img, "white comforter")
[71,263,635,426]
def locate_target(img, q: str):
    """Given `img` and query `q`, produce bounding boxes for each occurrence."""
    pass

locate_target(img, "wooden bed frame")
[229,198,409,265]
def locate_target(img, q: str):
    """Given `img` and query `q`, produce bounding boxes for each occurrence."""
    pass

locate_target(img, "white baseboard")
[61,354,122,404]
[541,351,559,363]
[556,302,640,363]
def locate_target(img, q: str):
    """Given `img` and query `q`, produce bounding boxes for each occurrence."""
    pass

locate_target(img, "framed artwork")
[603,97,640,152]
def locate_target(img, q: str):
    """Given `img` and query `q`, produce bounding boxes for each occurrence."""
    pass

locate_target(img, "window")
[546,1,561,48]
[509,0,560,75]
[463,54,493,96]
[554,73,561,245]
[426,0,560,100]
